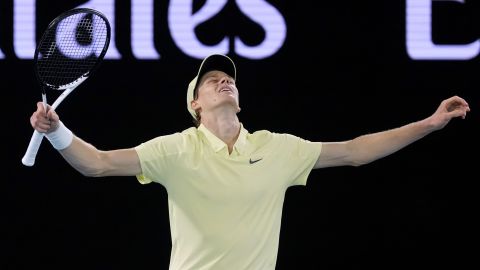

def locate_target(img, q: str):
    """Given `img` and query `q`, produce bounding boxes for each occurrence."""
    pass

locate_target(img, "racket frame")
[22,8,110,166]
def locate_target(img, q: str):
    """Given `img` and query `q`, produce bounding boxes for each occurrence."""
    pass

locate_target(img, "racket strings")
[37,13,109,89]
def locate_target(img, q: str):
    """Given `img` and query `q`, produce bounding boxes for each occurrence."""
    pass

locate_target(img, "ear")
[191,100,200,110]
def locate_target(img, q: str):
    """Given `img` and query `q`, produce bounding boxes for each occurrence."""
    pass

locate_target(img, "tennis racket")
[21,8,111,166]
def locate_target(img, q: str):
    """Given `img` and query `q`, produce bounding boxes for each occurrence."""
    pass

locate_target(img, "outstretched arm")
[30,102,142,177]
[314,96,470,169]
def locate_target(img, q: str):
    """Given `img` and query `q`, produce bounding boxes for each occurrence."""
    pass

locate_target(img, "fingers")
[447,110,467,120]
[32,101,59,133]
[449,95,469,107]
[456,96,468,107]
[30,111,52,132]
[445,96,470,114]
[47,109,59,122]
[36,101,46,115]
[446,105,469,119]
[35,101,59,118]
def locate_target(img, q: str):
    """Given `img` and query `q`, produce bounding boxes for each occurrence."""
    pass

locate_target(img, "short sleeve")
[276,134,322,187]
[134,133,186,186]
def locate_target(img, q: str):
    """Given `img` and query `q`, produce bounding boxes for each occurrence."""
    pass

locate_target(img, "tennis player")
[29,54,470,270]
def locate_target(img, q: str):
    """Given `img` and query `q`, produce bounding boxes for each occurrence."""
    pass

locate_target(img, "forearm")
[348,117,436,165]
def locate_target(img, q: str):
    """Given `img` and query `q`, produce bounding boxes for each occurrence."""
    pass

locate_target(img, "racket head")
[33,8,111,91]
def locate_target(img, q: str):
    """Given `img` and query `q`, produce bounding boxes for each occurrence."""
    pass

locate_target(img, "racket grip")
[21,130,45,166]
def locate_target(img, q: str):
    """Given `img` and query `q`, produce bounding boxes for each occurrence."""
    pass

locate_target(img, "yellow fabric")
[135,124,322,270]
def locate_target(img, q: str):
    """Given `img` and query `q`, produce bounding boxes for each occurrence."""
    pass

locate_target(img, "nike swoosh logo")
[249,158,263,164]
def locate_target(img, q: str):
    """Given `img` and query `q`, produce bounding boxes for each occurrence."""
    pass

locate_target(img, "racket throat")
[41,88,48,112]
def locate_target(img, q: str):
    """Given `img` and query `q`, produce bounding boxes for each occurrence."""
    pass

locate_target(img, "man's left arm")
[314,96,470,169]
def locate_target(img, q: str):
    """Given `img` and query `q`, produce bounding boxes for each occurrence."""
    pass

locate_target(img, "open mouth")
[219,87,233,93]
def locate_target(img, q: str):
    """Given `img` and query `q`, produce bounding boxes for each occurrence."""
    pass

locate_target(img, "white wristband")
[46,121,73,150]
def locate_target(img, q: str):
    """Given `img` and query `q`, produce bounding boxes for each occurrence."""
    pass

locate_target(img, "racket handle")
[22,130,45,166]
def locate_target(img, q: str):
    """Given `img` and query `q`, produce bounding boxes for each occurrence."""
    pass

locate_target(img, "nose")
[220,76,233,85]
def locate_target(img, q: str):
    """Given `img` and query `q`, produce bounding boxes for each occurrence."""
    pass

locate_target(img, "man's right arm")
[30,102,142,177]
[59,136,141,177]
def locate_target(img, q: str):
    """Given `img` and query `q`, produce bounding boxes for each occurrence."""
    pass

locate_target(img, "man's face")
[193,70,240,115]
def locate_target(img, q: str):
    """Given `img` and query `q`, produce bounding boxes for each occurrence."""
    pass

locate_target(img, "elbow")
[72,153,110,178]
[351,159,370,167]
[344,140,370,167]
[345,142,373,167]
[76,165,106,178]
[348,155,373,167]
[80,168,105,178]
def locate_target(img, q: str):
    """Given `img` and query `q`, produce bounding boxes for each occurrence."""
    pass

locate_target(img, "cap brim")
[196,54,236,83]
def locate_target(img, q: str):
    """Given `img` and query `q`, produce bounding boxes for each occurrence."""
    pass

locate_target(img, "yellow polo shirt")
[135,124,322,270]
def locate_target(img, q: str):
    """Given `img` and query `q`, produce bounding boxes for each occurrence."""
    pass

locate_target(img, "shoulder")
[248,129,274,144]
[247,129,310,147]
[136,127,200,154]
[252,130,307,141]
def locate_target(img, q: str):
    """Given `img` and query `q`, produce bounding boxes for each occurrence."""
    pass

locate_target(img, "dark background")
[4,1,479,269]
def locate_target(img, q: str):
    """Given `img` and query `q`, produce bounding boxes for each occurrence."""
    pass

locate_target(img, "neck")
[201,111,241,154]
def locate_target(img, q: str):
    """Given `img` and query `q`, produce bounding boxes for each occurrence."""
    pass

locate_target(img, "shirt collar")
[198,123,249,156]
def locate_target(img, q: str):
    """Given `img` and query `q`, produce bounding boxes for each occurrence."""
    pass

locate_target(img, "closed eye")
[205,78,219,85]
